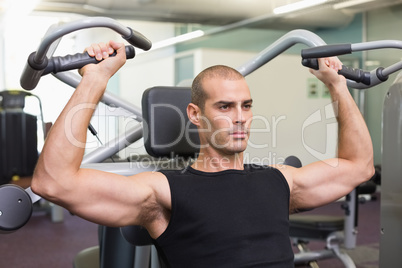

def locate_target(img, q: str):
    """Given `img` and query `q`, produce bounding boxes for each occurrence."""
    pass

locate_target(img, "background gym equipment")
[380,72,402,267]
[0,184,33,234]
[0,90,45,233]
[13,16,401,267]
[0,90,42,185]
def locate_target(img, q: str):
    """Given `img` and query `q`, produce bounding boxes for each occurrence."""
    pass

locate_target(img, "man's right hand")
[79,40,127,81]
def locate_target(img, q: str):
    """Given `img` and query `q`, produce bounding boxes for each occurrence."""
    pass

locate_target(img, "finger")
[107,41,114,55]
[329,58,337,70]
[324,58,330,68]
[109,40,126,58]
[98,42,111,60]
[317,58,329,70]
[89,43,104,61]
[336,57,343,70]
[328,57,343,71]
[86,46,95,57]
[109,40,124,53]
[321,57,340,72]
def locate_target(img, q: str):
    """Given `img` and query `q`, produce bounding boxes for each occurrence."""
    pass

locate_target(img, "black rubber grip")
[123,27,152,51]
[20,52,48,90]
[302,58,319,70]
[43,45,135,76]
[301,44,352,58]
[302,58,371,85]
[338,66,371,85]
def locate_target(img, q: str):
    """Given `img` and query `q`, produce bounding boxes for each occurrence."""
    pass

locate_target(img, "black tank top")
[154,164,294,267]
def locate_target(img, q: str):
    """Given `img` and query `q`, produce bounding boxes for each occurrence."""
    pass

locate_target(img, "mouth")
[230,130,248,139]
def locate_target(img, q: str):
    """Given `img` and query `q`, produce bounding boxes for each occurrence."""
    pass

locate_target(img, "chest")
[172,175,289,233]
[155,169,294,267]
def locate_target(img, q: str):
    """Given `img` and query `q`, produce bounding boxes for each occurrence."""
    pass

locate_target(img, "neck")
[191,150,244,172]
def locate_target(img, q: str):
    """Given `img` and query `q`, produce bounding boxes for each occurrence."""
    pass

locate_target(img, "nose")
[234,105,246,125]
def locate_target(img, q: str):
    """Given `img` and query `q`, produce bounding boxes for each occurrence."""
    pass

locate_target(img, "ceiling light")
[151,30,205,51]
[273,0,328,15]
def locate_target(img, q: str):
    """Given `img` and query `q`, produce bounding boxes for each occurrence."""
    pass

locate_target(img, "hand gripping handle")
[21,46,135,90]
[43,45,135,76]
[302,58,371,86]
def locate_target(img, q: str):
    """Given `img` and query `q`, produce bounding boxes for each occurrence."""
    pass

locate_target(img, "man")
[32,40,374,267]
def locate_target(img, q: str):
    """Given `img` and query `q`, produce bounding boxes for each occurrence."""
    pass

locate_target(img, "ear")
[187,103,201,126]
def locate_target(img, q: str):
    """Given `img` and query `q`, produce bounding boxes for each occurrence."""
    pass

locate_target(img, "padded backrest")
[142,86,200,158]
[119,87,200,257]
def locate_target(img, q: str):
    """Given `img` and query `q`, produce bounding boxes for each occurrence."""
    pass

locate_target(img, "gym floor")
[0,192,380,268]
[294,192,380,268]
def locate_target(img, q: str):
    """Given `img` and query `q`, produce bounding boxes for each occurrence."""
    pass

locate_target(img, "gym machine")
[4,16,400,267]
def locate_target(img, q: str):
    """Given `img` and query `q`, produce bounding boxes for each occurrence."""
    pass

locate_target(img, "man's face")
[198,77,253,155]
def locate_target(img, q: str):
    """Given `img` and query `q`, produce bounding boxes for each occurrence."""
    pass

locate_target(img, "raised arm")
[281,57,375,211]
[31,41,170,235]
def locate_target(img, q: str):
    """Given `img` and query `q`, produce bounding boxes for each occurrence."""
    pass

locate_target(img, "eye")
[220,105,229,110]
[243,104,253,110]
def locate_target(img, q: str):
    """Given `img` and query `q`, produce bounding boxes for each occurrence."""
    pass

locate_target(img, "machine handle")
[20,54,48,91]
[301,44,352,58]
[302,58,371,86]
[43,45,135,76]
[20,17,152,91]
[123,27,152,51]
[21,46,135,90]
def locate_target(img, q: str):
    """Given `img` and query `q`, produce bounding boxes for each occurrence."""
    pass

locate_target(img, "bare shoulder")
[131,171,171,210]
[269,164,295,192]
[270,164,304,213]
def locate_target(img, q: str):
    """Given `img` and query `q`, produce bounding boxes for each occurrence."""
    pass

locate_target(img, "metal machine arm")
[20,16,152,90]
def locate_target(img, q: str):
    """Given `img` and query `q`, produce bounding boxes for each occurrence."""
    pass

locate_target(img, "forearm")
[329,82,374,175]
[311,58,373,172]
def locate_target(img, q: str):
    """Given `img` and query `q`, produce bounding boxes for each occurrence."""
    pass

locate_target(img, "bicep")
[60,169,162,227]
[284,158,363,210]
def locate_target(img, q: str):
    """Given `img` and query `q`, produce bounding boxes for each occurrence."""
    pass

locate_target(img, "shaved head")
[191,65,245,111]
